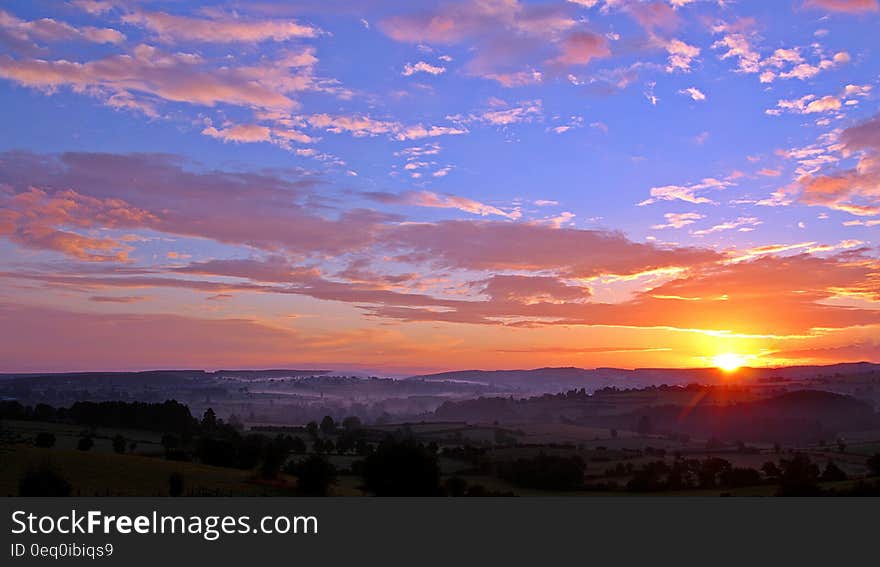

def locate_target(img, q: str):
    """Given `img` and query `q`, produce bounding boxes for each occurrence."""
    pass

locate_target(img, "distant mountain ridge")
[409,362,880,393]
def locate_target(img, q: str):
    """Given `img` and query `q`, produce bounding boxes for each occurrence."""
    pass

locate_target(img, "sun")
[712,353,747,372]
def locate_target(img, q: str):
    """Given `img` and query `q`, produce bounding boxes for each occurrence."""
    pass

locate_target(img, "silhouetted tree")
[290,436,307,454]
[720,467,762,488]
[112,434,126,454]
[762,461,781,479]
[778,453,821,496]
[168,472,184,496]
[867,454,880,477]
[821,460,848,482]
[34,432,56,448]
[305,421,319,439]
[441,476,465,496]
[19,466,71,496]
[77,435,94,451]
[290,455,337,496]
[362,439,442,496]
[201,408,218,431]
[260,438,288,479]
[342,416,362,432]
[320,416,336,435]
[499,453,587,491]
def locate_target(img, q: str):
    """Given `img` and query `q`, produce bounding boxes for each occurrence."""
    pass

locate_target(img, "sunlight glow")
[712,353,747,372]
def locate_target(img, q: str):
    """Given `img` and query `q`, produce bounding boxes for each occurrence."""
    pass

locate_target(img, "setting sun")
[713,353,747,373]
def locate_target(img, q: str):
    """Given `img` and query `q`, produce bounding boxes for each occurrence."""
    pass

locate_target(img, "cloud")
[548,31,610,66]
[0,186,154,261]
[402,61,447,76]
[678,86,706,101]
[665,39,700,72]
[384,220,719,278]
[712,33,761,73]
[299,113,467,140]
[639,178,733,205]
[365,191,519,219]
[0,151,393,258]
[0,44,321,114]
[361,250,880,335]
[712,27,848,83]
[767,94,842,115]
[379,0,609,85]
[120,10,318,43]
[625,1,680,34]
[652,212,705,229]
[796,113,880,216]
[469,99,543,126]
[691,216,762,236]
[201,123,273,143]
[0,8,125,49]
[803,0,879,13]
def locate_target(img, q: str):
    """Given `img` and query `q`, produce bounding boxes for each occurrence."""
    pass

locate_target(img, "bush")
[19,466,72,496]
[77,435,94,452]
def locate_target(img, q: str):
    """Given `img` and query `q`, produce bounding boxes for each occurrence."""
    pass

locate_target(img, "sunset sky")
[0,0,879,374]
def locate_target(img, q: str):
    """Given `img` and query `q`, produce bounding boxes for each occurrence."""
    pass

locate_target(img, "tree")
[499,453,587,491]
[762,461,781,479]
[201,408,218,430]
[720,467,762,488]
[34,432,56,448]
[867,453,880,477]
[320,416,336,435]
[336,434,354,454]
[305,421,319,438]
[290,455,337,496]
[778,453,821,496]
[112,434,127,454]
[445,476,468,497]
[342,416,362,432]
[290,436,307,454]
[260,438,288,480]
[362,439,442,496]
[610,429,618,440]
[168,472,184,497]
[821,460,848,482]
[19,466,72,496]
[77,435,94,451]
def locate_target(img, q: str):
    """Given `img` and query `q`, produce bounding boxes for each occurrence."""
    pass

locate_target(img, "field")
[0,444,300,497]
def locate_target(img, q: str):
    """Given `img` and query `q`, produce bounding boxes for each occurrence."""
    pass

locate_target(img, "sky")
[0,0,878,374]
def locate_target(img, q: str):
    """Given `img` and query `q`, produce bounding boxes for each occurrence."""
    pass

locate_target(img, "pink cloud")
[549,31,610,66]
[121,10,318,43]
[379,0,610,85]
[0,9,125,48]
[0,44,321,116]
[804,0,879,13]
